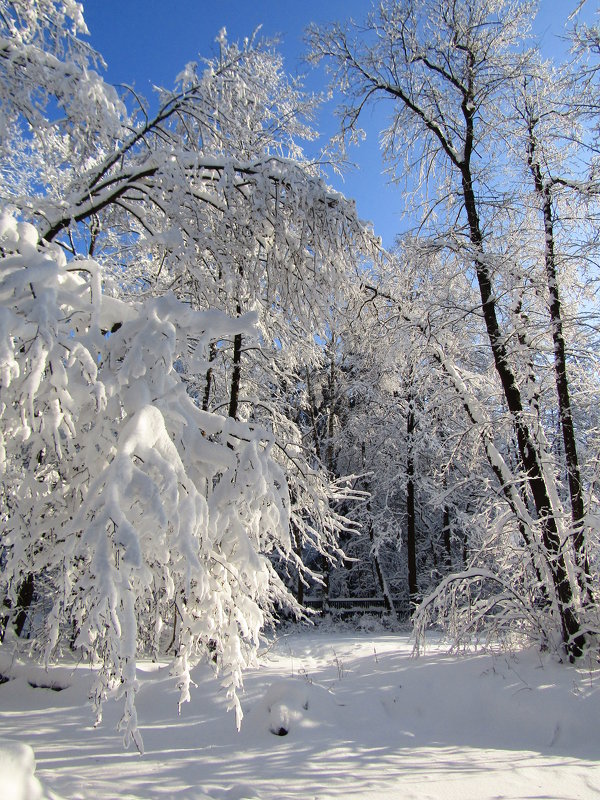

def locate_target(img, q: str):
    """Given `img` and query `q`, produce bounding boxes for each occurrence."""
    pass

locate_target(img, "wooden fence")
[304,597,389,613]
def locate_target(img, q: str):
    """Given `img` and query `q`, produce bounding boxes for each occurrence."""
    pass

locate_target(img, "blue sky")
[82,0,595,249]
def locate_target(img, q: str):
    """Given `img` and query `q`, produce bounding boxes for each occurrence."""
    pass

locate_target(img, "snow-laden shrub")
[0,215,294,750]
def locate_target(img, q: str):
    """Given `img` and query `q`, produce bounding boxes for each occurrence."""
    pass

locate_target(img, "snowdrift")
[0,631,599,800]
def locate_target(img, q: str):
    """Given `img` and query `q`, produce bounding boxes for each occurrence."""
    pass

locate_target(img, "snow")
[0,742,42,800]
[1,629,599,800]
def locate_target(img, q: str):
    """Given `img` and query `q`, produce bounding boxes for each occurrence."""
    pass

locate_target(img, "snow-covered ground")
[1,627,599,800]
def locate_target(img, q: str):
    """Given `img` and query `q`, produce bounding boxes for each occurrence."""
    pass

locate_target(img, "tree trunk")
[526,121,593,606]
[320,553,330,614]
[406,400,418,606]
[460,132,584,658]
[325,347,336,478]
[292,523,304,606]
[14,573,34,638]
[362,443,396,616]
[321,346,338,613]
[443,506,452,570]
[305,366,322,462]
[227,332,242,421]
[202,343,216,412]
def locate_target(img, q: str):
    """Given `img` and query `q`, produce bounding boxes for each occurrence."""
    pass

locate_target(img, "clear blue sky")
[82,0,595,250]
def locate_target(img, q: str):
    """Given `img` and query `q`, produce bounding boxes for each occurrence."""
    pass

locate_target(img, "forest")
[0,0,599,774]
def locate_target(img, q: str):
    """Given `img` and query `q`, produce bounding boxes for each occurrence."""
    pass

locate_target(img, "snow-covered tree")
[0,214,299,750]
[0,1,378,748]
[309,0,600,658]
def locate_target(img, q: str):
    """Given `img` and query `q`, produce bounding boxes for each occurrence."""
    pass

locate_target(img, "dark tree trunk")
[303,364,331,612]
[202,343,216,412]
[292,523,304,606]
[443,506,452,570]
[326,349,336,478]
[320,553,330,614]
[321,348,338,613]
[526,121,593,605]
[460,101,583,657]
[227,332,243,421]
[406,401,418,605]
[14,573,35,638]
[228,277,244,422]
[305,367,322,462]
[362,443,395,615]
[370,532,393,613]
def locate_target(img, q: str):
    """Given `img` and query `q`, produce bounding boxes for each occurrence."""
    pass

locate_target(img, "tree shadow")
[1,633,599,799]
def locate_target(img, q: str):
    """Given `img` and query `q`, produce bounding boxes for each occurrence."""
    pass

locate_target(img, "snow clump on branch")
[0,216,294,751]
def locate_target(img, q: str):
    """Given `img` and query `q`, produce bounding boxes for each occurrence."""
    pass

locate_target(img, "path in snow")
[1,630,599,799]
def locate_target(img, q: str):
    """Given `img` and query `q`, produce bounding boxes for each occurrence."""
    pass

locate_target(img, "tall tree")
[515,68,595,604]
[309,0,597,658]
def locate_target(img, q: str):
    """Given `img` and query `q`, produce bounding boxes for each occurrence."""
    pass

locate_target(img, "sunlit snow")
[1,628,599,800]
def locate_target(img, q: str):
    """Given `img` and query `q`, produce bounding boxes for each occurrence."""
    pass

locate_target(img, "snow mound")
[265,679,310,735]
[251,677,338,737]
[0,647,72,694]
[0,741,43,800]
